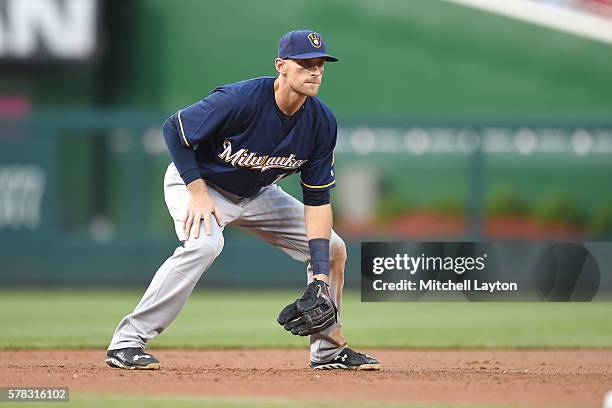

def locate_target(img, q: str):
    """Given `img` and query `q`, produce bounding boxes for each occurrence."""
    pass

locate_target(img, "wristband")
[308,238,330,276]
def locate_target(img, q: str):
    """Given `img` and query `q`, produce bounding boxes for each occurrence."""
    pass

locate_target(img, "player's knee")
[187,234,224,259]
[329,235,347,264]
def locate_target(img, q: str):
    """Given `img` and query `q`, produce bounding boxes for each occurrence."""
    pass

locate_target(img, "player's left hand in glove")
[277,279,338,336]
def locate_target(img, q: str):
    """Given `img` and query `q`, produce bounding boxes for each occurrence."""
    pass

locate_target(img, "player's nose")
[310,67,322,76]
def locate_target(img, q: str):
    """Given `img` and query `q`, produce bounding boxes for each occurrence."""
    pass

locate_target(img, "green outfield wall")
[2,1,612,286]
[1,111,611,286]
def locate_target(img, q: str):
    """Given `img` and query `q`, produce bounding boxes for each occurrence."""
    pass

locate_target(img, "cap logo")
[308,33,322,48]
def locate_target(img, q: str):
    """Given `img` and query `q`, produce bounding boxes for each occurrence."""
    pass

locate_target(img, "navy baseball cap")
[278,30,338,62]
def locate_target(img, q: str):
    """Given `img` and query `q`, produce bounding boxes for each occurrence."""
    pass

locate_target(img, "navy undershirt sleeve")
[303,189,330,206]
[163,117,202,185]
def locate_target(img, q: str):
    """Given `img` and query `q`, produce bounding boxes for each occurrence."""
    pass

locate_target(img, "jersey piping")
[177,110,190,147]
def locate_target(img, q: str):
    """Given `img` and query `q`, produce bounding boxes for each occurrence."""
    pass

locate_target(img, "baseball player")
[105,29,380,371]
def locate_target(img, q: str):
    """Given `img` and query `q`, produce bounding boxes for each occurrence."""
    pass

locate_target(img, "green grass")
[1,289,611,350]
[0,394,525,408]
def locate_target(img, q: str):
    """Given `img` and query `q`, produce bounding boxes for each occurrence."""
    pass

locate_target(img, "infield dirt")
[1,349,611,407]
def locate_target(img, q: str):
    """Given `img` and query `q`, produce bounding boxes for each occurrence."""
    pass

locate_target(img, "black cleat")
[105,347,160,370]
[311,347,381,370]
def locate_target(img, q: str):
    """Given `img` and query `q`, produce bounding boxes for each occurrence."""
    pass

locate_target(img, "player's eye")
[297,59,324,69]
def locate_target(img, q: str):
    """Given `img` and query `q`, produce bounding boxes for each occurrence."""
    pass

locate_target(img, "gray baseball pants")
[108,163,347,363]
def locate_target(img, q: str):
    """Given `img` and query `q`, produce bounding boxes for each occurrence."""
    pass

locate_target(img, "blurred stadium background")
[1,0,612,288]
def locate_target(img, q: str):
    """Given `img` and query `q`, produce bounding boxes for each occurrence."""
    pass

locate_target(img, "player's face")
[282,58,326,97]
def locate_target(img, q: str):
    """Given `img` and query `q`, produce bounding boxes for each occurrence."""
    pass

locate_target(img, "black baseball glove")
[277,279,337,336]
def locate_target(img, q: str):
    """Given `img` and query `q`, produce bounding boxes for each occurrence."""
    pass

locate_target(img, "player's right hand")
[184,179,223,239]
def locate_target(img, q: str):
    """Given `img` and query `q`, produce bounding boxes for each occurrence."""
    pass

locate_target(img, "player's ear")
[275,58,286,75]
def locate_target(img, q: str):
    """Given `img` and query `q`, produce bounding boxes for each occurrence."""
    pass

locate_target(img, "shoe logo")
[133,354,151,361]
[335,353,347,362]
